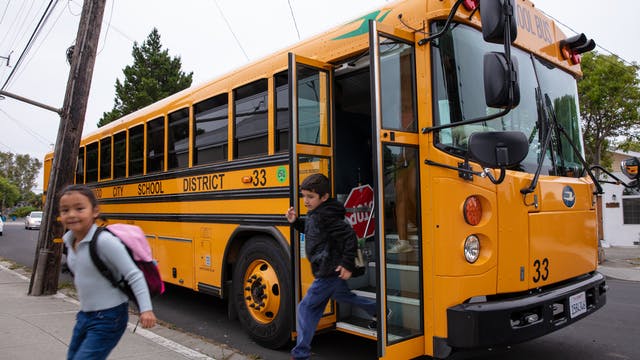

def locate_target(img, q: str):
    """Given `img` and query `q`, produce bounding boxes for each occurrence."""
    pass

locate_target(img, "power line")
[287,0,300,40]
[212,0,249,61]
[96,0,115,55]
[7,3,67,87]
[1,0,59,90]
[538,8,636,67]
[0,1,9,24]
[0,108,53,148]
[0,139,16,153]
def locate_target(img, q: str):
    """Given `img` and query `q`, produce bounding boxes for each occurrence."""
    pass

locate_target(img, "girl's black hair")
[300,173,331,197]
[58,184,99,209]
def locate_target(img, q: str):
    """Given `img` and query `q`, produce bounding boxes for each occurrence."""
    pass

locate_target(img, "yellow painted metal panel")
[528,210,597,287]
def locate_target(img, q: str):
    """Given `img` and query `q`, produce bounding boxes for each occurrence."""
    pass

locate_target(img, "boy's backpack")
[89,224,165,310]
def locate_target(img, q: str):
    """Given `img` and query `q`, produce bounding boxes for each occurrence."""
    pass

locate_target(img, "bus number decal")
[252,169,267,186]
[532,258,549,283]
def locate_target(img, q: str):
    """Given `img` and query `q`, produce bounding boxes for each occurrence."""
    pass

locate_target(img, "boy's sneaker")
[388,239,413,253]
[368,308,392,330]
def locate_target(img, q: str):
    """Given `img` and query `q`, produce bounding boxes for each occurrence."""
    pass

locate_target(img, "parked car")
[25,211,43,230]
[0,216,4,236]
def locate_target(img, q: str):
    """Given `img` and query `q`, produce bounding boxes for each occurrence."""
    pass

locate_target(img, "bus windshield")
[431,22,584,177]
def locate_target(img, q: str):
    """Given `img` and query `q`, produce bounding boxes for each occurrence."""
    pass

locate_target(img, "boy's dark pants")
[291,276,376,360]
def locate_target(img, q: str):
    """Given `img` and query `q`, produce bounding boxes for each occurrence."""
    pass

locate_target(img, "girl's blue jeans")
[67,302,129,360]
[291,276,377,360]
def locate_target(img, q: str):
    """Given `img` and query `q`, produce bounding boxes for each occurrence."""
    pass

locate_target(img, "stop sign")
[344,185,375,239]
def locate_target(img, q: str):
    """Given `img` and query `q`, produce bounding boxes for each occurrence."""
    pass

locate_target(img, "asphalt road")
[2,221,639,360]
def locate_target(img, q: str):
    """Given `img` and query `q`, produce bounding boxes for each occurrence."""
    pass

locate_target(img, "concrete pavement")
[597,245,640,282]
[0,245,638,360]
[0,260,250,360]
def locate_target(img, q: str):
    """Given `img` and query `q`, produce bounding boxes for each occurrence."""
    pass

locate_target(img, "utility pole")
[29,0,106,295]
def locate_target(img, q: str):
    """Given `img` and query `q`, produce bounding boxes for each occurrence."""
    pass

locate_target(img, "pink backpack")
[90,224,165,309]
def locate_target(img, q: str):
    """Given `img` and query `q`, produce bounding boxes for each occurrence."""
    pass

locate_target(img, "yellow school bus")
[44,0,608,358]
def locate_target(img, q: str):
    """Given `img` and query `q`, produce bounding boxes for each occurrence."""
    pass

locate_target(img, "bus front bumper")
[446,271,607,349]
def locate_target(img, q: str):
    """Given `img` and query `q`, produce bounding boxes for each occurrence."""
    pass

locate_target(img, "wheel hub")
[242,259,281,324]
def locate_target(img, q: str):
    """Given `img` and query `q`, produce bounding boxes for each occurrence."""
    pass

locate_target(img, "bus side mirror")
[621,157,640,181]
[480,0,518,44]
[484,52,520,108]
[468,131,528,168]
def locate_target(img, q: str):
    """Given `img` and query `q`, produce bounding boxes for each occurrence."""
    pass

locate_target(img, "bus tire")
[233,235,292,349]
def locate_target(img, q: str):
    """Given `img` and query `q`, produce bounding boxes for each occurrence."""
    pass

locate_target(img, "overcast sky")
[0,0,638,193]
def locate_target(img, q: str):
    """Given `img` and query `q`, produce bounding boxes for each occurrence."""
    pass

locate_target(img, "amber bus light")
[463,195,482,226]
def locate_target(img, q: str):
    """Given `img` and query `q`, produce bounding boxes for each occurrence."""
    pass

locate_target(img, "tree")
[578,52,640,168]
[98,28,193,127]
[0,177,20,214]
[0,151,42,195]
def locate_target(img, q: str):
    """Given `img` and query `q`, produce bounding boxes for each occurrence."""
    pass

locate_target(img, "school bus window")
[297,64,329,145]
[75,147,84,184]
[379,36,416,132]
[274,71,289,152]
[193,94,228,165]
[146,116,165,173]
[85,142,98,183]
[168,108,190,170]
[113,131,126,179]
[129,124,144,176]
[234,78,268,159]
[99,137,112,180]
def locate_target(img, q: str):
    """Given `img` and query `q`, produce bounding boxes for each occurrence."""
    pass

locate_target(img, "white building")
[600,150,640,247]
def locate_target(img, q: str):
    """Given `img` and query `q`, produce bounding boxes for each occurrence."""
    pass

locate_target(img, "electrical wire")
[0,0,28,52]
[287,0,300,40]
[0,0,11,24]
[0,108,53,148]
[1,0,59,90]
[212,0,249,61]
[7,3,67,87]
[0,139,17,153]
[538,8,636,67]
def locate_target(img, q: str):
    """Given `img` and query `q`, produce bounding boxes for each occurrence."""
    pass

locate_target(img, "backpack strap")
[89,227,124,289]
[89,226,140,310]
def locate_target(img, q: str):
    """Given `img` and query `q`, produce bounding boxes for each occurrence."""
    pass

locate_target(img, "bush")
[11,206,39,218]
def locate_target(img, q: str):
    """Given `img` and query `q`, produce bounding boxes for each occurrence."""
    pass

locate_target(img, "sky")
[0,0,638,193]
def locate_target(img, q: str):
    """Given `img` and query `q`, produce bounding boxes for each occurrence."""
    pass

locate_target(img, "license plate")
[569,292,587,318]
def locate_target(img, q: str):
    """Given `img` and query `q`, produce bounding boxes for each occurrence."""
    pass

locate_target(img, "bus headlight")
[464,235,480,263]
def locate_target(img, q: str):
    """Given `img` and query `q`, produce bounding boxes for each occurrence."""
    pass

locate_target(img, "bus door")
[369,21,424,359]
[288,53,337,330]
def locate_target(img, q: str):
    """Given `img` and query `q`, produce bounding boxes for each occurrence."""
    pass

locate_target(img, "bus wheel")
[233,236,291,349]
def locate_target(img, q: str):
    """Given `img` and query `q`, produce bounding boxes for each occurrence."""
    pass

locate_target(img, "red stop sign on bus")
[344,185,375,239]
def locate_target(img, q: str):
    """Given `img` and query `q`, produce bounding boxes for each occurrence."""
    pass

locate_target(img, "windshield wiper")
[521,93,602,195]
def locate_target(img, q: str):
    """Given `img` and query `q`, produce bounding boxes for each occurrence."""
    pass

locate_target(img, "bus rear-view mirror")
[483,52,520,108]
[468,131,528,169]
[480,0,518,44]
[621,157,640,180]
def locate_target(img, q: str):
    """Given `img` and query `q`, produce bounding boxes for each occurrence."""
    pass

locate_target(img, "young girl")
[59,184,157,360]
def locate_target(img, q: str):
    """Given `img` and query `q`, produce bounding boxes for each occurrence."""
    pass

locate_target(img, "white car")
[0,217,4,236]
[25,211,43,230]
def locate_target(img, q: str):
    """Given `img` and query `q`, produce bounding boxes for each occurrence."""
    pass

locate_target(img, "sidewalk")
[597,245,640,282]
[0,261,250,360]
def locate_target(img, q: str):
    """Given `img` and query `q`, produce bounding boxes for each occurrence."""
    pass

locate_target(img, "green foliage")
[11,206,39,218]
[0,177,20,210]
[21,191,43,208]
[617,139,640,153]
[98,28,193,127]
[578,52,640,166]
[0,151,42,195]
